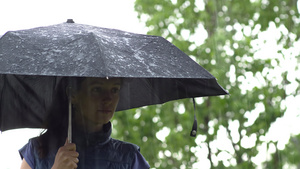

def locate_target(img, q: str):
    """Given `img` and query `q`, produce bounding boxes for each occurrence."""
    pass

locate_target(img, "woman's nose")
[101,90,113,101]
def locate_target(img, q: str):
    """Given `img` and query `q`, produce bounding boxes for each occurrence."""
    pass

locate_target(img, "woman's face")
[72,77,121,129]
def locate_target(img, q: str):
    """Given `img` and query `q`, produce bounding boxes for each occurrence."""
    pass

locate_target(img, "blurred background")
[1,0,300,168]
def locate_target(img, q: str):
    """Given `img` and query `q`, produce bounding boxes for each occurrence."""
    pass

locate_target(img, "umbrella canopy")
[0,21,228,131]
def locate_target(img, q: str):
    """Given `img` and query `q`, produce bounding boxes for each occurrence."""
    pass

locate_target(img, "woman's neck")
[74,115,104,133]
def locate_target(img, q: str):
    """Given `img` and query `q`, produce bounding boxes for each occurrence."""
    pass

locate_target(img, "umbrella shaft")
[68,87,72,143]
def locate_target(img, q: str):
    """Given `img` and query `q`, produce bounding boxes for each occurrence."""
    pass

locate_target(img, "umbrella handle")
[68,86,72,143]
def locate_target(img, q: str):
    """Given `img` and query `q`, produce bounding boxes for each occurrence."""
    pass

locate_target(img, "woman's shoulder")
[19,136,40,168]
[108,139,150,169]
[28,136,40,145]
[109,138,140,152]
[20,136,40,151]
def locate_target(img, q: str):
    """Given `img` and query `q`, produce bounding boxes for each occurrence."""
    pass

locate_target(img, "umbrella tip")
[66,19,75,23]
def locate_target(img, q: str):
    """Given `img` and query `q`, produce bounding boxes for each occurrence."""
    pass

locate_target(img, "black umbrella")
[0,20,227,134]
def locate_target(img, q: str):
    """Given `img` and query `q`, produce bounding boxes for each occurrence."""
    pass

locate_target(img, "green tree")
[114,0,300,168]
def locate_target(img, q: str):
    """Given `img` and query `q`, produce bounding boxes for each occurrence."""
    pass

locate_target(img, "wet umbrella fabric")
[0,22,227,131]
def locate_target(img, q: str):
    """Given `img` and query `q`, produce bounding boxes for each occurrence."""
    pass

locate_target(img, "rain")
[1,0,300,169]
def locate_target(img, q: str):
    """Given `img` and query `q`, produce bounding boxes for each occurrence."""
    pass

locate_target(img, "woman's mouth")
[97,110,111,114]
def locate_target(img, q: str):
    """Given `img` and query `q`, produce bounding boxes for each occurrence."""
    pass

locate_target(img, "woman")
[19,77,150,169]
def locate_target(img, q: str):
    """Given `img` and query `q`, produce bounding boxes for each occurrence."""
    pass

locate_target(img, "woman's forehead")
[83,77,122,85]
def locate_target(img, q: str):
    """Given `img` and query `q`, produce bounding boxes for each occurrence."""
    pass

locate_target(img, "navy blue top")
[19,123,150,169]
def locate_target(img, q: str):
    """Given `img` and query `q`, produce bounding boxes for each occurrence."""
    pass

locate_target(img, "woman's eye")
[91,87,102,93]
[111,88,120,94]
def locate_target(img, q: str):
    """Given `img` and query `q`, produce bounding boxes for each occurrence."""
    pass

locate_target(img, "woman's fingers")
[62,143,77,151]
[65,137,69,145]
[72,157,79,163]
[52,140,79,169]
[58,149,79,157]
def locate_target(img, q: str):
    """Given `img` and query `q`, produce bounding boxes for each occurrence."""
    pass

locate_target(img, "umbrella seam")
[88,32,108,77]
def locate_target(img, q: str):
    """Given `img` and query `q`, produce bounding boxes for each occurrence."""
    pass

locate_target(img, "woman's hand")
[51,138,79,169]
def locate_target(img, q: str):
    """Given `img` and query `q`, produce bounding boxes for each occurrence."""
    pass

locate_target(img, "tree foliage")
[113,0,300,168]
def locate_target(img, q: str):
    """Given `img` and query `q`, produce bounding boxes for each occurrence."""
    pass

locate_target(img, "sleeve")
[19,139,35,168]
[132,151,150,169]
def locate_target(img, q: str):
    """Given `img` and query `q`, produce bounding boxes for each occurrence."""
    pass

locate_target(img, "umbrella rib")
[129,39,157,76]
[64,37,84,47]
[88,33,108,77]
[133,39,155,54]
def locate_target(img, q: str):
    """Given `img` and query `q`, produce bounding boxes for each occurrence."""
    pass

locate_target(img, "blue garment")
[19,123,150,169]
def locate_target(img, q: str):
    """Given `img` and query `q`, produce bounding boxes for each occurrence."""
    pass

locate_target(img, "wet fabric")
[0,21,228,132]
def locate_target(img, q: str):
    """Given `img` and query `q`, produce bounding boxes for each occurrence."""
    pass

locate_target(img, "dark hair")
[38,77,84,158]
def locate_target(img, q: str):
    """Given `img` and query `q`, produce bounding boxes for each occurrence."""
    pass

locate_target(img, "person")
[19,77,150,169]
